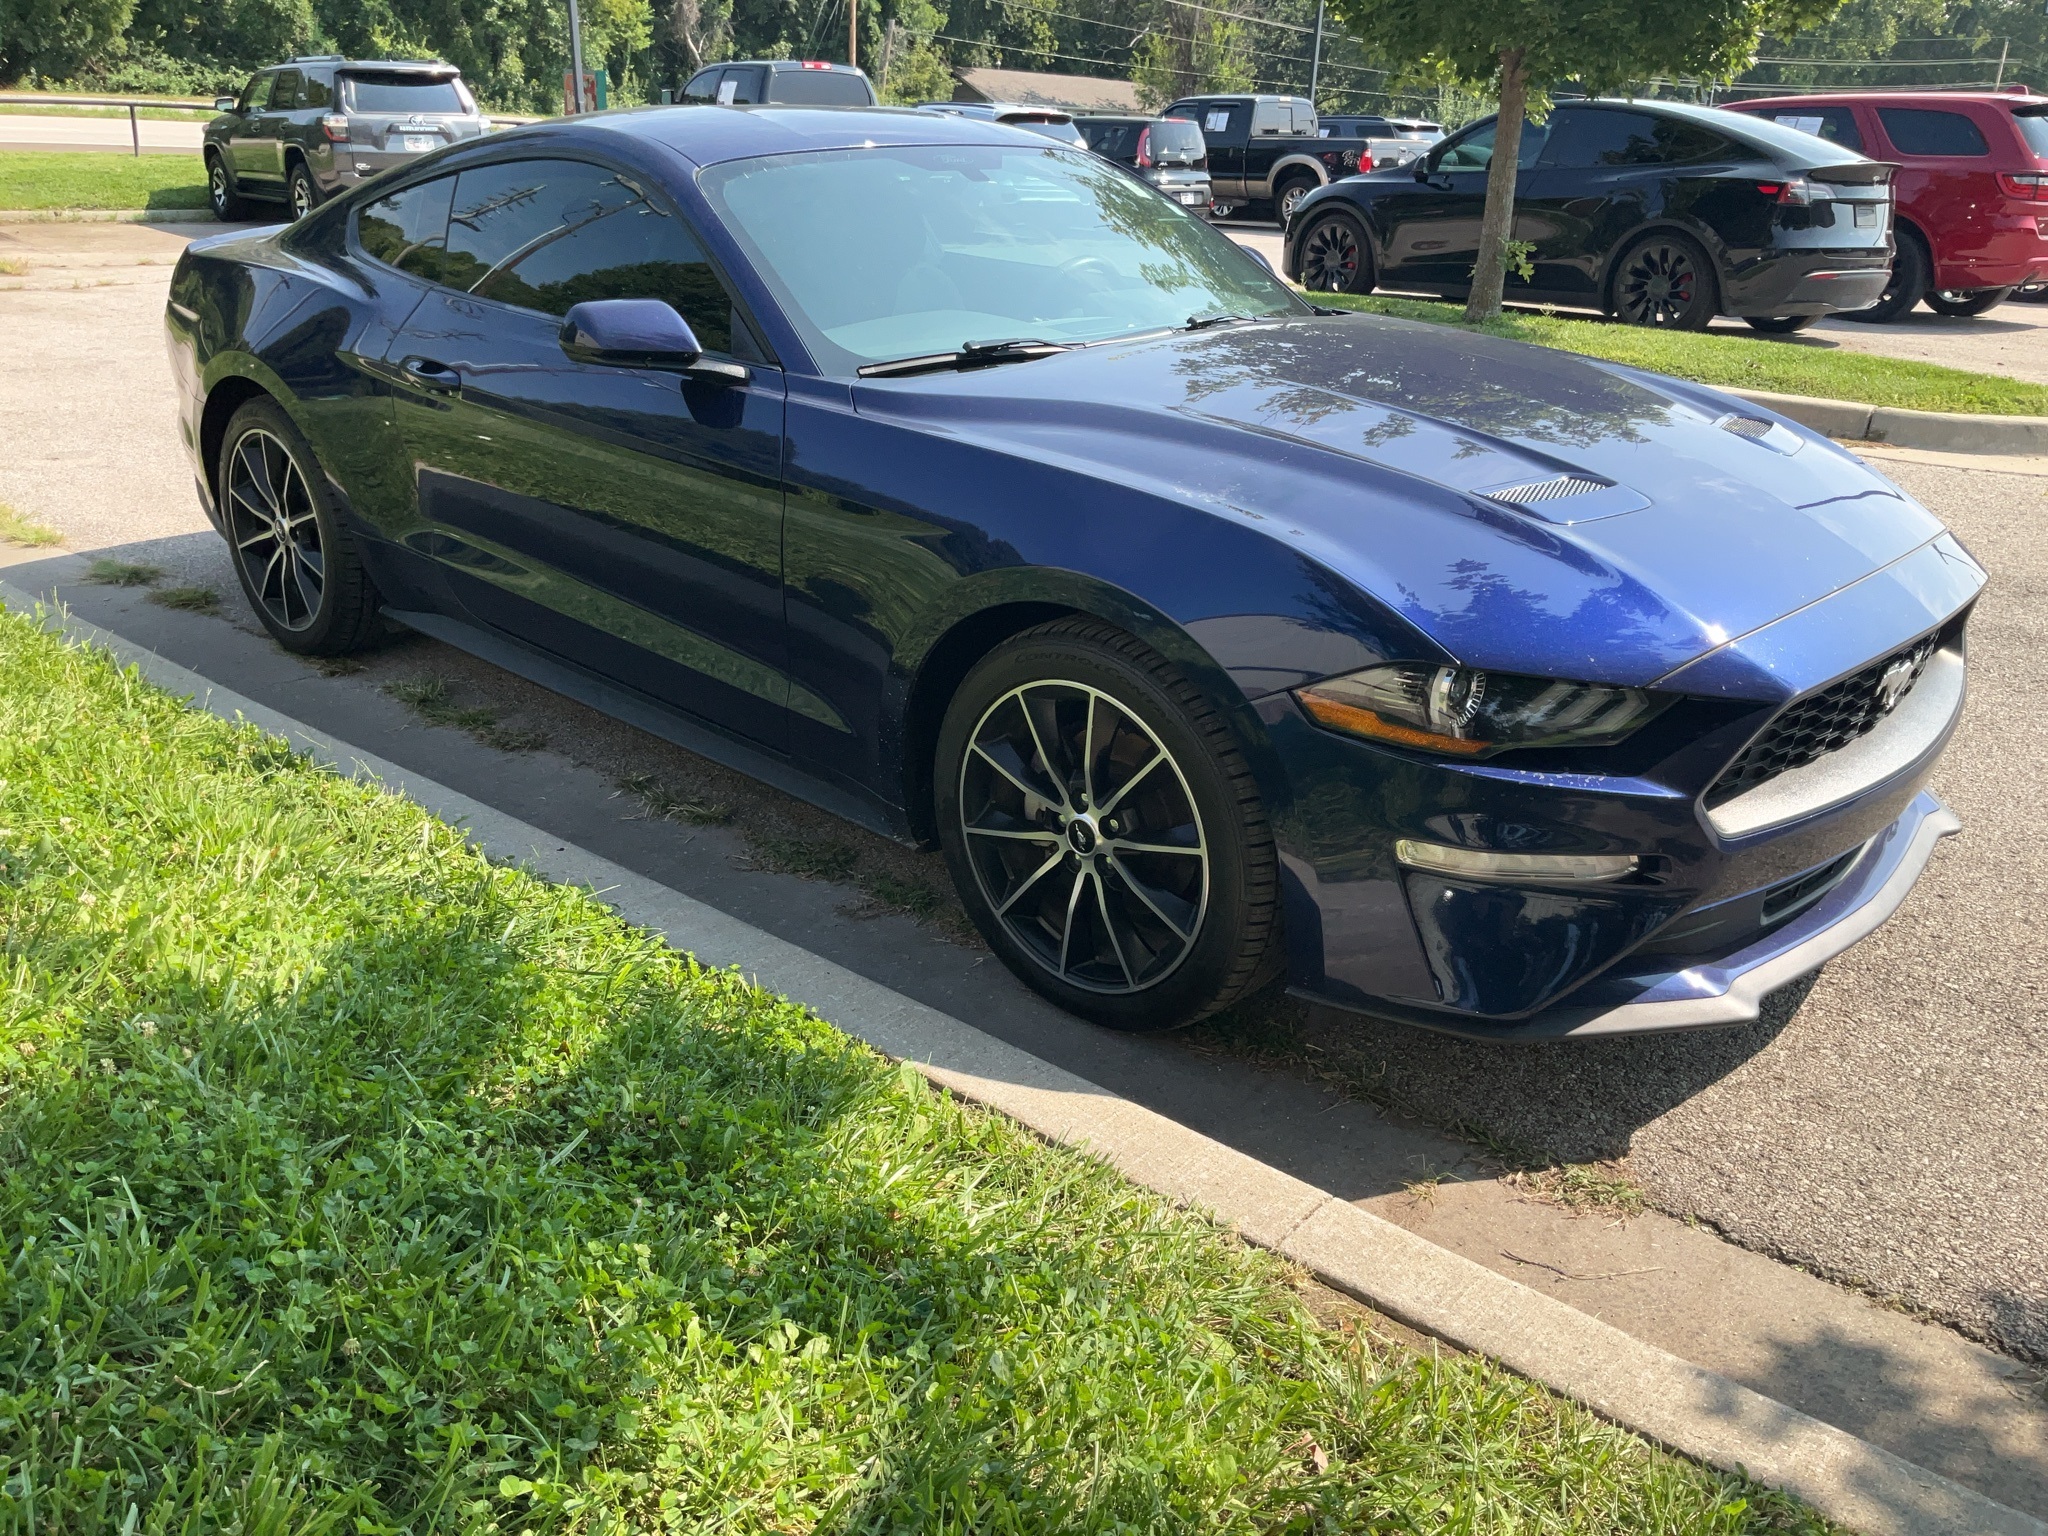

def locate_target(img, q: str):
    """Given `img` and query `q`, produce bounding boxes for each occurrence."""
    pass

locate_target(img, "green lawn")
[1316,291,2048,417]
[0,150,209,210]
[0,608,1832,1534]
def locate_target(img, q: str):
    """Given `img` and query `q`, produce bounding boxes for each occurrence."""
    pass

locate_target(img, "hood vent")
[1487,474,1611,505]
[1719,414,1775,439]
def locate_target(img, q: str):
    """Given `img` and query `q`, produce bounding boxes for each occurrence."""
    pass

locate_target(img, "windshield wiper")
[1185,311,1257,330]
[858,337,1072,379]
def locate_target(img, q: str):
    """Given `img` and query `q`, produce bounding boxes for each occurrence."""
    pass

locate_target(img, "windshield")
[698,143,1302,374]
[342,73,470,114]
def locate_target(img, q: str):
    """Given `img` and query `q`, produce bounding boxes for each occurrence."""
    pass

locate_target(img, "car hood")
[852,312,1953,691]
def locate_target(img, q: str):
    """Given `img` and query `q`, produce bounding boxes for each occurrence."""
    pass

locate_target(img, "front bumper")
[1293,790,1957,1040]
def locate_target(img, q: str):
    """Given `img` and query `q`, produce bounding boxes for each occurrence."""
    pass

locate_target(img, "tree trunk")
[1463,48,1528,325]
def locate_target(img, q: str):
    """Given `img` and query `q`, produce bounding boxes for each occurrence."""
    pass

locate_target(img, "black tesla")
[1286,98,1898,332]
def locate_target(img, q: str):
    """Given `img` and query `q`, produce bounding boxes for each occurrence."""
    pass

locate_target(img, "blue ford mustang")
[164,105,1983,1038]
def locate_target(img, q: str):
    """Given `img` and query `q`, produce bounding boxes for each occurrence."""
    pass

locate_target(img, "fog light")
[1394,839,1638,883]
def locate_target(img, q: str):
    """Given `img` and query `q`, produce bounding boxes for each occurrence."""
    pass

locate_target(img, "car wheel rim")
[291,180,311,219]
[959,680,1209,994]
[225,428,324,632]
[1618,243,1698,325]
[209,163,227,210]
[1301,219,1359,291]
[1280,187,1305,220]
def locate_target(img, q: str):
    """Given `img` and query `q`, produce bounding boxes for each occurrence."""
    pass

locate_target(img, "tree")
[1330,0,1849,322]
[0,0,134,82]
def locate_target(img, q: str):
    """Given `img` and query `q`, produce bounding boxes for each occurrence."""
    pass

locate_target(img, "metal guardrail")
[0,92,216,155]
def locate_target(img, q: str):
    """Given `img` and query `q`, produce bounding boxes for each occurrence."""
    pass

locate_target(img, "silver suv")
[204,56,489,222]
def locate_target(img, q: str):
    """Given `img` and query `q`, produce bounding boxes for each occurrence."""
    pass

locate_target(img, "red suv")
[1729,90,2048,319]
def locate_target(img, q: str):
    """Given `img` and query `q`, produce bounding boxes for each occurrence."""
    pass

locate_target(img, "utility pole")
[1995,37,2008,89]
[881,20,898,94]
[1308,0,1324,105]
[850,0,859,69]
[566,0,588,111]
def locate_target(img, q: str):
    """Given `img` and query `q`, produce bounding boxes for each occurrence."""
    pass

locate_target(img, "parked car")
[1317,113,1444,169]
[919,101,1087,147]
[680,59,876,106]
[1727,90,2048,320]
[1075,114,1213,212]
[1288,98,1897,331]
[166,104,1980,1039]
[1160,93,1359,222]
[204,55,487,222]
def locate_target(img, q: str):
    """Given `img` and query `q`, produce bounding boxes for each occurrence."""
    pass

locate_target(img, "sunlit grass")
[0,150,210,210]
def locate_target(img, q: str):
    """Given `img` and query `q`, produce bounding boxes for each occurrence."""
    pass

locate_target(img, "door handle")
[402,356,461,393]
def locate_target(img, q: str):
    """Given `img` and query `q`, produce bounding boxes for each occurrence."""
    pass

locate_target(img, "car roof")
[711,58,868,73]
[512,103,1073,167]
[1727,90,2047,109]
[319,60,460,73]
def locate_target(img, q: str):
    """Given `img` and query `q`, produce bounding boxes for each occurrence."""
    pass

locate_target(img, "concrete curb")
[0,207,217,224]
[1734,386,2048,457]
[4,584,2042,1536]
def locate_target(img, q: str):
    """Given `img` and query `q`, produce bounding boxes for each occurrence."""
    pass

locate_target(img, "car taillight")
[1135,127,1152,168]
[1754,176,1813,205]
[1998,172,2048,201]
[801,60,831,69]
[321,114,350,142]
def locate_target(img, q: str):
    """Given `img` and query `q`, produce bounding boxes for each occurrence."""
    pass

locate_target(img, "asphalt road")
[4,220,2045,1371]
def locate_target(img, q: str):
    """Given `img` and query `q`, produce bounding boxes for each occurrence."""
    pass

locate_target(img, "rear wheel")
[219,398,383,655]
[1744,314,1821,335]
[1611,233,1717,329]
[1296,210,1374,294]
[935,618,1281,1031]
[206,152,252,222]
[1841,228,1928,323]
[1274,176,1317,225]
[1924,286,2013,318]
[286,161,321,221]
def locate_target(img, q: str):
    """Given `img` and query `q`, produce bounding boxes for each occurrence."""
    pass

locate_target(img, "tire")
[1209,203,1237,220]
[1924,286,2013,318]
[1274,176,1317,226]
[1841,228,1928,323]
[206,151,253,222]
[217,398,383,655]
[934,618,1281,1031]
[1610,232,1718,329]
[286,160,321,222]
[1744,314,1821,334]
[1296,209,1375,294]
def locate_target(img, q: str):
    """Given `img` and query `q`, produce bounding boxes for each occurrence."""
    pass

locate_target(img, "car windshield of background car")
[698,143,1303,373]
[342,73,471,114]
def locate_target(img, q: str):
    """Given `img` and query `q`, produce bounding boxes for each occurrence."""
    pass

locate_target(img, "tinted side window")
[724,67,766,104]
[1767,106,1864,153]
[240,74,273,113]
[2014,109,2048,157]
[303,73,333,109]
[1878,107,1990,157]
[356,176,455,282]
[1432,118,1546,172]
[681,69,721,103]
[767,69,872,105]
[270,70,303,110]
[444,160,749,354]
[1086,123,1142,158]
[1542,109,1723,167]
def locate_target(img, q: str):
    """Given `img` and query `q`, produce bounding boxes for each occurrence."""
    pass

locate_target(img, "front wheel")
[1744,314,1821,335]
[1611,233,1717,329]
[935,618,1281,1031]
[1924,286,2013,318]
[1296,210,1374,294]
[206,152,252,221]
[218,398,384,655]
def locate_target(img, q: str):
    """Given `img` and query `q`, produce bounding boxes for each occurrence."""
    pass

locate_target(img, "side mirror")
[215,96,240,113]
[1241,245,1277,275]
[559,298,748,384]
[1413,161,1432,181]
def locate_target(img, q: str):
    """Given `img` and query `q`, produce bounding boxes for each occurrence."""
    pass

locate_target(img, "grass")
[83,557,161,586]
[0,150,210,211]
[384,674,547,753]
[0,608,1839,1533]
[1316,291,2048,417]
[147,584,220,614]
[618,771,733,828]
[0,257,26,277]
[0,503,60,548]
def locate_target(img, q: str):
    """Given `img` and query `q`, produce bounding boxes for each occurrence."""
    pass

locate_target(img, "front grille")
[1707,636,1936,806]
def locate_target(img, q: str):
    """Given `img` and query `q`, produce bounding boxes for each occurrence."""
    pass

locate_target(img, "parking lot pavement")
[6,222,2046,1390]
[0,111,205,153]
[1221,219,2048,387]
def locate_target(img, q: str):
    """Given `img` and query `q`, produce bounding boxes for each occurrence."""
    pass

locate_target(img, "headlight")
[1294,663,1664,757]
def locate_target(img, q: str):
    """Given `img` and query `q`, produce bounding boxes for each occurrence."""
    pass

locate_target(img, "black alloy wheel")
[1744,314,1821,335]
[1924,286,2013,318]
[219,399,383,655]
[1841,229,1928,324]
[1297,211,1373,293]
[935,618,1281,1031]
[1612,234,1717,329]
[206,152,251,222]
[287,162,320,222]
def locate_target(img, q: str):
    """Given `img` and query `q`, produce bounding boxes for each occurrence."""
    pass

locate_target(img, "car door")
[1182,102,1247,199]
[248,68,301,187]
[1871,105,1996,281]
[228,72,275,180]
[1516,106,1693,298]
[383,155,795,748]
[1374,119,1498,289]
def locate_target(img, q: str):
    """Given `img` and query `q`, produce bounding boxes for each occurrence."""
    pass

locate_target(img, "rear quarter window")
[2011,107,2048,159]
[1877,107,1990,157]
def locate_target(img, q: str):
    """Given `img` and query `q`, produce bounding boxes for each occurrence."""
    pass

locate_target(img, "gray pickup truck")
[204,55,489,222]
